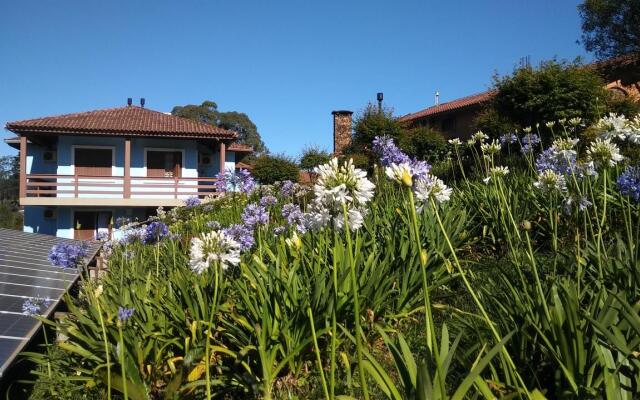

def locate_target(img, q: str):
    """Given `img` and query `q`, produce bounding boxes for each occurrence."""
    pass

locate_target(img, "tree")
[578,0,640,59]
[348,103,404,154]
[172,100,267,157]
[489,60,609,133]
[0,156,19,201]
[299,146,330,172]
[251,154,300,184]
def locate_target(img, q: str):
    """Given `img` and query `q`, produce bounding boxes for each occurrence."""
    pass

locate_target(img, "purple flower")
[499,132,518,145]
[241,203,269,226]
[48,243,89,269]
[117,306,135,323]
[259,195,278,207]
[22,296,52,316]
[536,147,578,176]
[521,133,541,154]
[143,221,168,244]
[410,159,431,181]
[206,220,221,230]
[280,180,295,197]
[617,165,640,203]
[372,136,411,166]
[282,203,303,224]
[115,217,131,228]
[223,224,255,251]
[185,196,201,207]
[215,168,256,194]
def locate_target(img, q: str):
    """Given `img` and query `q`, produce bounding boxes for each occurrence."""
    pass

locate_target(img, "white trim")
[143,147,186,178]
[71,145,117,176]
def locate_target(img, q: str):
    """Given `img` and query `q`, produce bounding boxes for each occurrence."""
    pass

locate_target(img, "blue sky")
[0,0,590,157]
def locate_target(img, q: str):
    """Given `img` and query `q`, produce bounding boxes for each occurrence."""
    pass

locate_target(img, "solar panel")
[0,228,101,378]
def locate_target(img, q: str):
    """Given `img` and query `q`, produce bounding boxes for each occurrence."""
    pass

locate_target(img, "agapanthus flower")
[521,133,541,154]
[490,166,510,176]
[545,121,555,129]
[448,138,462,146]
[471,131,488,144]
[480,140,501,156]
[569,117,583,127]
[184,196,201,207]
[333,208,365,231]
[280,180,296,197]
[587,138,624,169]
[372,135,410,165]
[534,169,567,193]
[535,138,584,177]
[282,203,304,225]
[223,224,255,251]
[385,163,414,187]
[414,175,452,210]
[563,195,592,214]
[189,230,241,273]
[259,195,278,207]
[22,296,52,316]
[119,227,146,244]
[215,168,256,194]
[499,133,518,145]
[115,216,131,228]
[523,126,533,133]
[273,226,286,235]
[48,242,89,269]
[241,203,269,227]
[143,221,169,244]
[206,220,221,230]
[117,307,135,323]
[596,113,632,141]
[617,165,640,203]
[314,158,375,207]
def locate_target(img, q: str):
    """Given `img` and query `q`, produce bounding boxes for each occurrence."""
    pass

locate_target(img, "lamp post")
[377,92,383,114]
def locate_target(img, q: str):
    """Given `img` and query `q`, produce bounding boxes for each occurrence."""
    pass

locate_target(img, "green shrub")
[299,146,331,172]
[251,154,300,184]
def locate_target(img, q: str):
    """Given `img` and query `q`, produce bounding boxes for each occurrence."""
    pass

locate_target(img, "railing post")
[19,136,27,200]
[124,137,131,198]
[74,174,79,198]
[174,177,178,199]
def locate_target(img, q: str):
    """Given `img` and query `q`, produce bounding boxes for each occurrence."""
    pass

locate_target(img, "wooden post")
[219,140,226,175]
[124,137,131,198]
[19,136,27,200]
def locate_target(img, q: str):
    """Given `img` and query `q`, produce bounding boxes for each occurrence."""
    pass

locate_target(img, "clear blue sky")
[0,0,590,157]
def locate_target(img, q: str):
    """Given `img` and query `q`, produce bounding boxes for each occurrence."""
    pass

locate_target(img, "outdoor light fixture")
[377,92,383,114]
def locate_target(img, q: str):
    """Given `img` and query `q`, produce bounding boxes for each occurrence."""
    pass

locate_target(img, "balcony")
[21,174,220,207]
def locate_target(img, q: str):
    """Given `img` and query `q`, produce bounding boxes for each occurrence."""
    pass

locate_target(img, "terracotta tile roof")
[398,90,496,122]
[228,143,254,152]
[590,52,640,71]
[5,106,237,139]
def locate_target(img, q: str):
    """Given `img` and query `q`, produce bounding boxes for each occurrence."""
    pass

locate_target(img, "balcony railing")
[24,174,219,199]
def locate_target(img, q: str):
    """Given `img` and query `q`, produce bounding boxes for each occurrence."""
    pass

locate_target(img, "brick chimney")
[332,110,353,156]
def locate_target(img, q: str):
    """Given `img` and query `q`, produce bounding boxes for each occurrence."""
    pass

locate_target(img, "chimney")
[332,110,353,156]
[435,90,440,106]
[140,98,145,108]
[127,98,132,106]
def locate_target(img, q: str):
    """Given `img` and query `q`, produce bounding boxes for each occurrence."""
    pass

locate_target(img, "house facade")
[5,103,252,240]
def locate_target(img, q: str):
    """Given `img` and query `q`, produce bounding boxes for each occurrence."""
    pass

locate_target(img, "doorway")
[73,210,112,240]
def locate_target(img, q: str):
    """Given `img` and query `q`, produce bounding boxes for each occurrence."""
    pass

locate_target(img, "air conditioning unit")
[43,208,57,220]
[43,150,57,162]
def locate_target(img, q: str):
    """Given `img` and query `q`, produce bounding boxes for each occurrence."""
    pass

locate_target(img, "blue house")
[5,102,252,240]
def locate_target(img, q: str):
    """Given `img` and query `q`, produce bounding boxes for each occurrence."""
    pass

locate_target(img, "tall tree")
[578,0,640,59]
[171,100,267,157]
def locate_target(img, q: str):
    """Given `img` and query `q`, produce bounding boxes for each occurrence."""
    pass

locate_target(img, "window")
[147,150,182,178]
[74,147,113,176]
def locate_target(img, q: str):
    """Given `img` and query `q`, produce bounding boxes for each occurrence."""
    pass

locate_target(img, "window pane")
[75,148,112,176]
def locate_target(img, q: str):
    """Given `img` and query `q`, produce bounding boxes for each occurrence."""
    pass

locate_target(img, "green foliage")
[251,154,300,184]
[489,60,609,135]
[397,127,448,163]
[578,0,640,59]
[349,103,404,155]
[299,146,331,172]
[172,100,267,156]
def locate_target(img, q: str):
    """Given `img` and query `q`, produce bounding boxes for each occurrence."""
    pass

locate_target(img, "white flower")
[385,163,413,187]
[523,126,532,133]
[472,131,488,144]
[189,231,240,273]
[480,140,501,156]
[448,138,462,146]
[314,158,375,208]
[414,175,452,209]
[569,117,582,127]
[490,166,510,176]
[596,113,631,140]
[551,137,579,159]
[156,206,166,218]
[534,169,567,193]
[285,231,302,251]
[333,208,365,231]
[545,121,555,128]
[587,138,624,168]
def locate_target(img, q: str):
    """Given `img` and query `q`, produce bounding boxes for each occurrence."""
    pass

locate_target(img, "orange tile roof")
[398,90,496,122]
[228,143,254,152]
[5,106,237,139]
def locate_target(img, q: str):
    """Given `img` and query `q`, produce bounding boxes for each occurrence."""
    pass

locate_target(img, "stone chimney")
[332,110,353,156]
